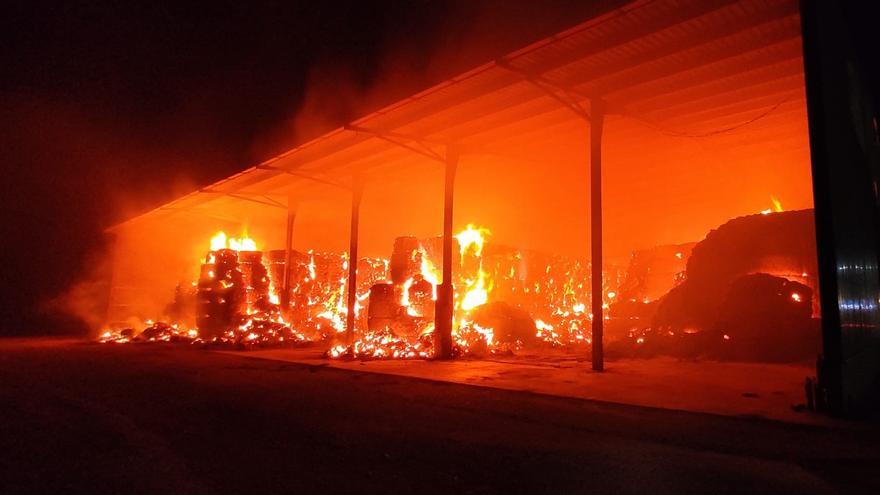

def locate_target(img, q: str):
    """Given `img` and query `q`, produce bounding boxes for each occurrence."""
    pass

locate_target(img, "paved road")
[1,339,878,494]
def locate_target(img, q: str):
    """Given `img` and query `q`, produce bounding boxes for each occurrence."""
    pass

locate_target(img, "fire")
[419,249,441,297]
[209,231,257,251]
[400,246,442,315]
[104,222,613,360]
[460,270,489,311]
[328,327,433,359]
[761,195,784,215]
[332,221,607,358]
[455,224,489,257]
[400,277,415,310]
[210,231,227,250]
[771,195,783,212]
[456,225,492,312]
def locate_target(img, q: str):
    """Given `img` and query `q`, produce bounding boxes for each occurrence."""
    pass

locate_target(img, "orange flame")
[761,195,784,215]
[209,231,257,251]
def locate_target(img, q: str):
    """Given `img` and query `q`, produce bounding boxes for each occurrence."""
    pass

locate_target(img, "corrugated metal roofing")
[112,0,805,230]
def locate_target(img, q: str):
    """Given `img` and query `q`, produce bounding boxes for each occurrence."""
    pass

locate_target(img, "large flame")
[455,224,489,256]
[419,248,441,296]
[456,225,492,313]
[105,221,625,359]
[460,270,489,311]
[209,231,257,251]
[400,246,443,316]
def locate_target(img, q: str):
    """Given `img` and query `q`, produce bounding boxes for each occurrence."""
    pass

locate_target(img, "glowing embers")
[99,321,198,344]
[328,224,605,360]
[229,315,309,346]
[331,226,497,360]
[103,225,634,360]
[327,326,436,360]
[197,241,276,340]
[101,230,317,348]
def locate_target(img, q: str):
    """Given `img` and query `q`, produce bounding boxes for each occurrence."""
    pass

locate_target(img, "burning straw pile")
[100,224,617,357]
[102,202,819,363]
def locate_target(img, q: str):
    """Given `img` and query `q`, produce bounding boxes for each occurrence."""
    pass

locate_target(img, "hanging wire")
[622,95,793,139]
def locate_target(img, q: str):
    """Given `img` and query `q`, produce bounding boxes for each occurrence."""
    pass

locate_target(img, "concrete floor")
[234,347,820,424]
[2,339,878,494]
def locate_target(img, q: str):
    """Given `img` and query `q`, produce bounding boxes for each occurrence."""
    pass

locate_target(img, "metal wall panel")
[801,0,880,415]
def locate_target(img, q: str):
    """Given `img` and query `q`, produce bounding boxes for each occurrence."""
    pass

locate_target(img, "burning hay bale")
[616,243,694,304]
[624,209,820,362]
[165,282,198,330]
[470,301,537,347]
[389,236,424,284]
[654,209,818,333]
[712,273,818,362]
[105,213,820,364]
[329,226,604,359]
[101,232,324,348]
[197,248,246,339]
[366,283,419,338]
[237,250,275,315]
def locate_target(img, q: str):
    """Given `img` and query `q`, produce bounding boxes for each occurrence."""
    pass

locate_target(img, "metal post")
[435,146,459,359]
[346,178,364,344]
[591,99,605,371]
[280,200,296,318]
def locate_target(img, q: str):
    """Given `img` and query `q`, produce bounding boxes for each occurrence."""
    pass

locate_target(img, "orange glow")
[456,224,492,312]
[771,195,784,213]
[455,224,489,257]
[419,248,441,298]
[97,7,818,363]
[762,196,785,215]
[209,231,258,251]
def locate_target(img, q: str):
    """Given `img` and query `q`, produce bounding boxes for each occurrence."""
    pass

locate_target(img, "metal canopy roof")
[112,0,805,230]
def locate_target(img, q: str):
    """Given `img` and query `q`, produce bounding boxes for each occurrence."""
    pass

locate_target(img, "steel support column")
[591,99,605,371]
[280,199,297,318]
[345,179,364,344]
[435,146,459,359]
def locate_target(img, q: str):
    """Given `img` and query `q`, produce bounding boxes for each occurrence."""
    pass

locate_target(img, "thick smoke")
[4,1,609,335]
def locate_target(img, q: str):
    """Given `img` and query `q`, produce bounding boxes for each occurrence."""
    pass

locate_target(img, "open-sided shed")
[104,0,880,414]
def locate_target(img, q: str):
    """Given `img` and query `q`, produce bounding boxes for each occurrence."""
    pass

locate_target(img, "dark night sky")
[0,0,614,334]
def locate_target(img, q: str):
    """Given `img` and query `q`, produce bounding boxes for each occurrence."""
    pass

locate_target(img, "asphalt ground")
[2,339,878,494]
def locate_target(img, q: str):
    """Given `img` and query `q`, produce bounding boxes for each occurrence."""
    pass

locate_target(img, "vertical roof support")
[435,145,460,359]
[344,124,460,358]
[498,61,606,372]
[590,99,606,371]
[280,197,297,320]
[345,177,365,344]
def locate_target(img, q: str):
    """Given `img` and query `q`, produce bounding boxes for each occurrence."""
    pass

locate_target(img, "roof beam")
[344,124,448,162]
[199,189,288,210]
[496,59,592,122]
[255,165,351,190]
[157,207,245,225]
